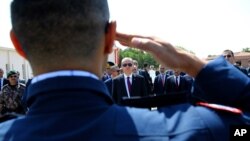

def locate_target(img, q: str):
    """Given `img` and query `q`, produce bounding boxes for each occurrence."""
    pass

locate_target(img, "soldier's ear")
[104,21,116,54]
[10,30,27,59]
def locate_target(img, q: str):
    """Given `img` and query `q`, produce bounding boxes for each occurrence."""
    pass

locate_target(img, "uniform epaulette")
[196,102,243,115]
[197,102,250,124]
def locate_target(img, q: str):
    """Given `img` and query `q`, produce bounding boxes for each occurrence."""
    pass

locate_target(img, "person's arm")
[115,32,250,111]
[194,56,250,111]
[116,32,207,77]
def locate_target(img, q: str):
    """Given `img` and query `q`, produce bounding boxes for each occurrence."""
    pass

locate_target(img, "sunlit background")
[1,0,250,58]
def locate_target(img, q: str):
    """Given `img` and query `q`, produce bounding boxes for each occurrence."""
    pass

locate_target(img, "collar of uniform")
[25,72,113,108]
[31,70,98,84]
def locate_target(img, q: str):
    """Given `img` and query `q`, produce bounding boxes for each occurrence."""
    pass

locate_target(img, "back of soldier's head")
[11,0,110,64]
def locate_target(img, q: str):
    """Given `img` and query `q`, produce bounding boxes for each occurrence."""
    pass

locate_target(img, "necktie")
[176,76,179,89]
[127,77,132,94]
[161,74,165,86]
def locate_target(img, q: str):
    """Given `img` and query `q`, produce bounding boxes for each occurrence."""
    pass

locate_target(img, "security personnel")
[0,70,26,115]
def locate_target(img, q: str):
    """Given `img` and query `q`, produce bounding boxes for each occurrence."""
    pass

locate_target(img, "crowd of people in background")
[102,58,193,104]
[1,49,250,115]
[102,49,250,105]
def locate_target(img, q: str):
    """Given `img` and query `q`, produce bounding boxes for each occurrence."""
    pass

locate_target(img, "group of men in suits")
[153,65,193,95]
[106,49,247,103]
[103,59,194,105]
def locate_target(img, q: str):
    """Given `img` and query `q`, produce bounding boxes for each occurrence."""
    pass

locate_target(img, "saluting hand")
[115,32,207,77]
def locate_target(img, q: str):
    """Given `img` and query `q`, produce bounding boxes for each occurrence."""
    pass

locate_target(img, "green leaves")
[119,48,158,68]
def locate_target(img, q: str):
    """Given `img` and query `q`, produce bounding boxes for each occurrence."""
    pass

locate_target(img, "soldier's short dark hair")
[11,0,110,63]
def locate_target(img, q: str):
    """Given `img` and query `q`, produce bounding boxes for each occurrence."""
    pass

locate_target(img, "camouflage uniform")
[0,83,26,114]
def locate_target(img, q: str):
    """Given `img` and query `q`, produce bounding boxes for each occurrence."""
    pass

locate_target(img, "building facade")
[0,47,32,81]
[206,52,250,67]
[1,46,119,81]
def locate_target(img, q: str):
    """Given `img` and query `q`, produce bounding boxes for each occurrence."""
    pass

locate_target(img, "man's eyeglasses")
[223,55,232,58]
[122,63,133,67]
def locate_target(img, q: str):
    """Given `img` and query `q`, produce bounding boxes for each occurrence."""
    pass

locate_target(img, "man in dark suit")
[0,68,8,91]
[165,69,190,94]
[132,59,140,75]
[101,61,115,82]
[235,60,248,75]
[153,64,169,95]
[104,65,120,95]
[183,73,194,93]
[223,49,248,76]
[139,63,153,95]
[112,57,147,104]
[0,1,249,141]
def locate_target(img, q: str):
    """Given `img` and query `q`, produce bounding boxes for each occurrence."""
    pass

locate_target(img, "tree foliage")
[119,48,158,68]
[118,46,194,69]
[242,47,250,52]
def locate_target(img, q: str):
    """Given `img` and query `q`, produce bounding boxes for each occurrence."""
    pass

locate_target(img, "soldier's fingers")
[116,32,154,46]
[130,37,182,69]
[131,37,175,56]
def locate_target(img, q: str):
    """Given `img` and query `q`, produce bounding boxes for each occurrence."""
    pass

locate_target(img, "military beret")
[7,70,17,78]
[106,61,115,68]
